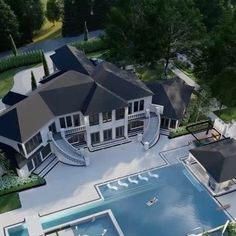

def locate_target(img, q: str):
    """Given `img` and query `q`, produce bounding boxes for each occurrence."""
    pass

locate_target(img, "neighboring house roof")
[145,77,194,120]
[50,45,95,75]
[2,91,27,106]
[92,62,153,100]
[190,138,236,183]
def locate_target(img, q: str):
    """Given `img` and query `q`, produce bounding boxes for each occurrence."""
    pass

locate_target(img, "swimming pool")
[40,164,228,236]
[6,223,29,236]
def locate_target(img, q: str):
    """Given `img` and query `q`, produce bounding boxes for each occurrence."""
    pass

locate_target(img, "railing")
[64,125,86,136]
[142,104,163,149]
[128,112,146,121]
[50,133,86,166]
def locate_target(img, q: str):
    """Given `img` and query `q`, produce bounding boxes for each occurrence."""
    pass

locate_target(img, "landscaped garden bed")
[0,173,46,196]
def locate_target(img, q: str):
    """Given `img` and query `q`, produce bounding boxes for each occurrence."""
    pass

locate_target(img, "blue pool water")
[7,224,29,236]
[40,164,228,236]
[72,214,119,236]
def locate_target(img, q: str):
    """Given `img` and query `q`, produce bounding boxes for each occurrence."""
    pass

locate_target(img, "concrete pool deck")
[0,134,222,234]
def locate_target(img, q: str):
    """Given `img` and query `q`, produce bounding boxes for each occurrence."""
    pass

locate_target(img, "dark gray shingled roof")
[190,139,236,183]
[92,62,153,100]
[145,77,194,120]
[50,45,95,75]
[0,49,152,144]
[2,91,27,106]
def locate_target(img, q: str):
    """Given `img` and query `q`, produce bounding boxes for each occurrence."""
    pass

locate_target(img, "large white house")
[0,46,163,177]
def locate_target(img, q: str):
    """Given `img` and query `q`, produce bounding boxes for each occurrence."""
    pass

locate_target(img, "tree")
[31,71,37,91]
[84,21,89,41]
[104,0,204,75]
[46,0,62,26]
[195,7,236,107]
[42,52,50,77]
[0,0,19,52]
[5,0,44,43]
[9,34,17,55]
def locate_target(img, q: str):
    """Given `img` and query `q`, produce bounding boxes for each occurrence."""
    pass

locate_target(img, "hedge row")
[70,38,107,53]
[0,50,42,73]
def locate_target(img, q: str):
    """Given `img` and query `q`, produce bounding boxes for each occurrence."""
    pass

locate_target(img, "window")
[134,101,139,112]
[60,117,66,128]
[103,129,112,141]
[91,132,100,144]
[66,116,72,127]
[116,126,124,138]
[27,159,34,172]
[161,117,165,127]
[102,111,112,123]
[139,100,144,111]
[128,103,132,114]
[116,108,125,120]
[89,114,99,126]
[17,144,24,155]
[48,122,56,133]
[25,132,42,154]
[73,114,80,127]
[32,153,42,168]
[68,135,79,144]
[128,120,144,132]
[41,144,51,159]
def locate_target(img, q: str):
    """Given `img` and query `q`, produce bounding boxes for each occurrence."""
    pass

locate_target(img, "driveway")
[0,30,104,59]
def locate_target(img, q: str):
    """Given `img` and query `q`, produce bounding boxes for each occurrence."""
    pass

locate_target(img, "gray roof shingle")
[190,139,236,183]
[145,77,194,120]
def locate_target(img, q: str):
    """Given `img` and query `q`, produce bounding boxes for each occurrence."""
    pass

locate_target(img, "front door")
[49,122,57,134]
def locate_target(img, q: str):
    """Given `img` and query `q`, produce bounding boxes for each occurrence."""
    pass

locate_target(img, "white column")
[124,107,129,138]
[16,165,30,177]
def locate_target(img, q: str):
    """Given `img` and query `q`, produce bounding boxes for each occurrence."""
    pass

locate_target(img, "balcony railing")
[63,125,86,136]
[128,112,146,121]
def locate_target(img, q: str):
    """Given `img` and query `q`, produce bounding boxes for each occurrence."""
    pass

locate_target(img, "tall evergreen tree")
[5,0,44,43]
[42,53,50,77]
[0,0,19,52]
[9,34,17,55]
[46,0,62,26]
[84,21,89,41]
[31,71,37,91]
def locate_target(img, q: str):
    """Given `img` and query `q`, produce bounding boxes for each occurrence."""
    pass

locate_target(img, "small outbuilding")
[188,138,236,193]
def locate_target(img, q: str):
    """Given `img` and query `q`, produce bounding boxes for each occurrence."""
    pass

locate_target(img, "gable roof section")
[92,62,153,100]
[50,45,95,75]
[2,91,27,106]
[190,139,236,183]
[145,77,194,120]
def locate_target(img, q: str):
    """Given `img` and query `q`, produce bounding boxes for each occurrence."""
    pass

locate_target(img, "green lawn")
[214,107,236,123]
[0,64,41,99]
[0,193,21,214]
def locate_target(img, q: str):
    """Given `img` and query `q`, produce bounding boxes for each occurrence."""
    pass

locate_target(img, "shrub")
[70,38,107,53]
[0,50,42,73]
[0,173,45,196]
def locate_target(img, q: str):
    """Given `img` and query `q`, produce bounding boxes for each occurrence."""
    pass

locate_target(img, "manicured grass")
[33,21,62,43]
[0,193,21,214]
[214,107,236,123]
[0,64,41,98]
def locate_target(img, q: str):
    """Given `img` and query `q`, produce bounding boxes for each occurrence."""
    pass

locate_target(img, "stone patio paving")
[0,134,202,234]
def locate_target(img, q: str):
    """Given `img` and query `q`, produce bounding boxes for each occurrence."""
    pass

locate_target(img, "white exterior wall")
[214,118,236,139]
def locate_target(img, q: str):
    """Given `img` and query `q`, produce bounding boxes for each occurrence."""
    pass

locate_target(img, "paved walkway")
[0,134,196,234]
[170,64,200,89]
[0,30,103,59]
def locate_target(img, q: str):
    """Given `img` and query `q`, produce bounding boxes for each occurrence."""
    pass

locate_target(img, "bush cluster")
[0,50,42,73]
[70,38,107,54]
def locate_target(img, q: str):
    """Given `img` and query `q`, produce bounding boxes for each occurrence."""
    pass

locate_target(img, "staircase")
[50,133,88,166]
[34,154,59,177]
[142,104,163,149]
